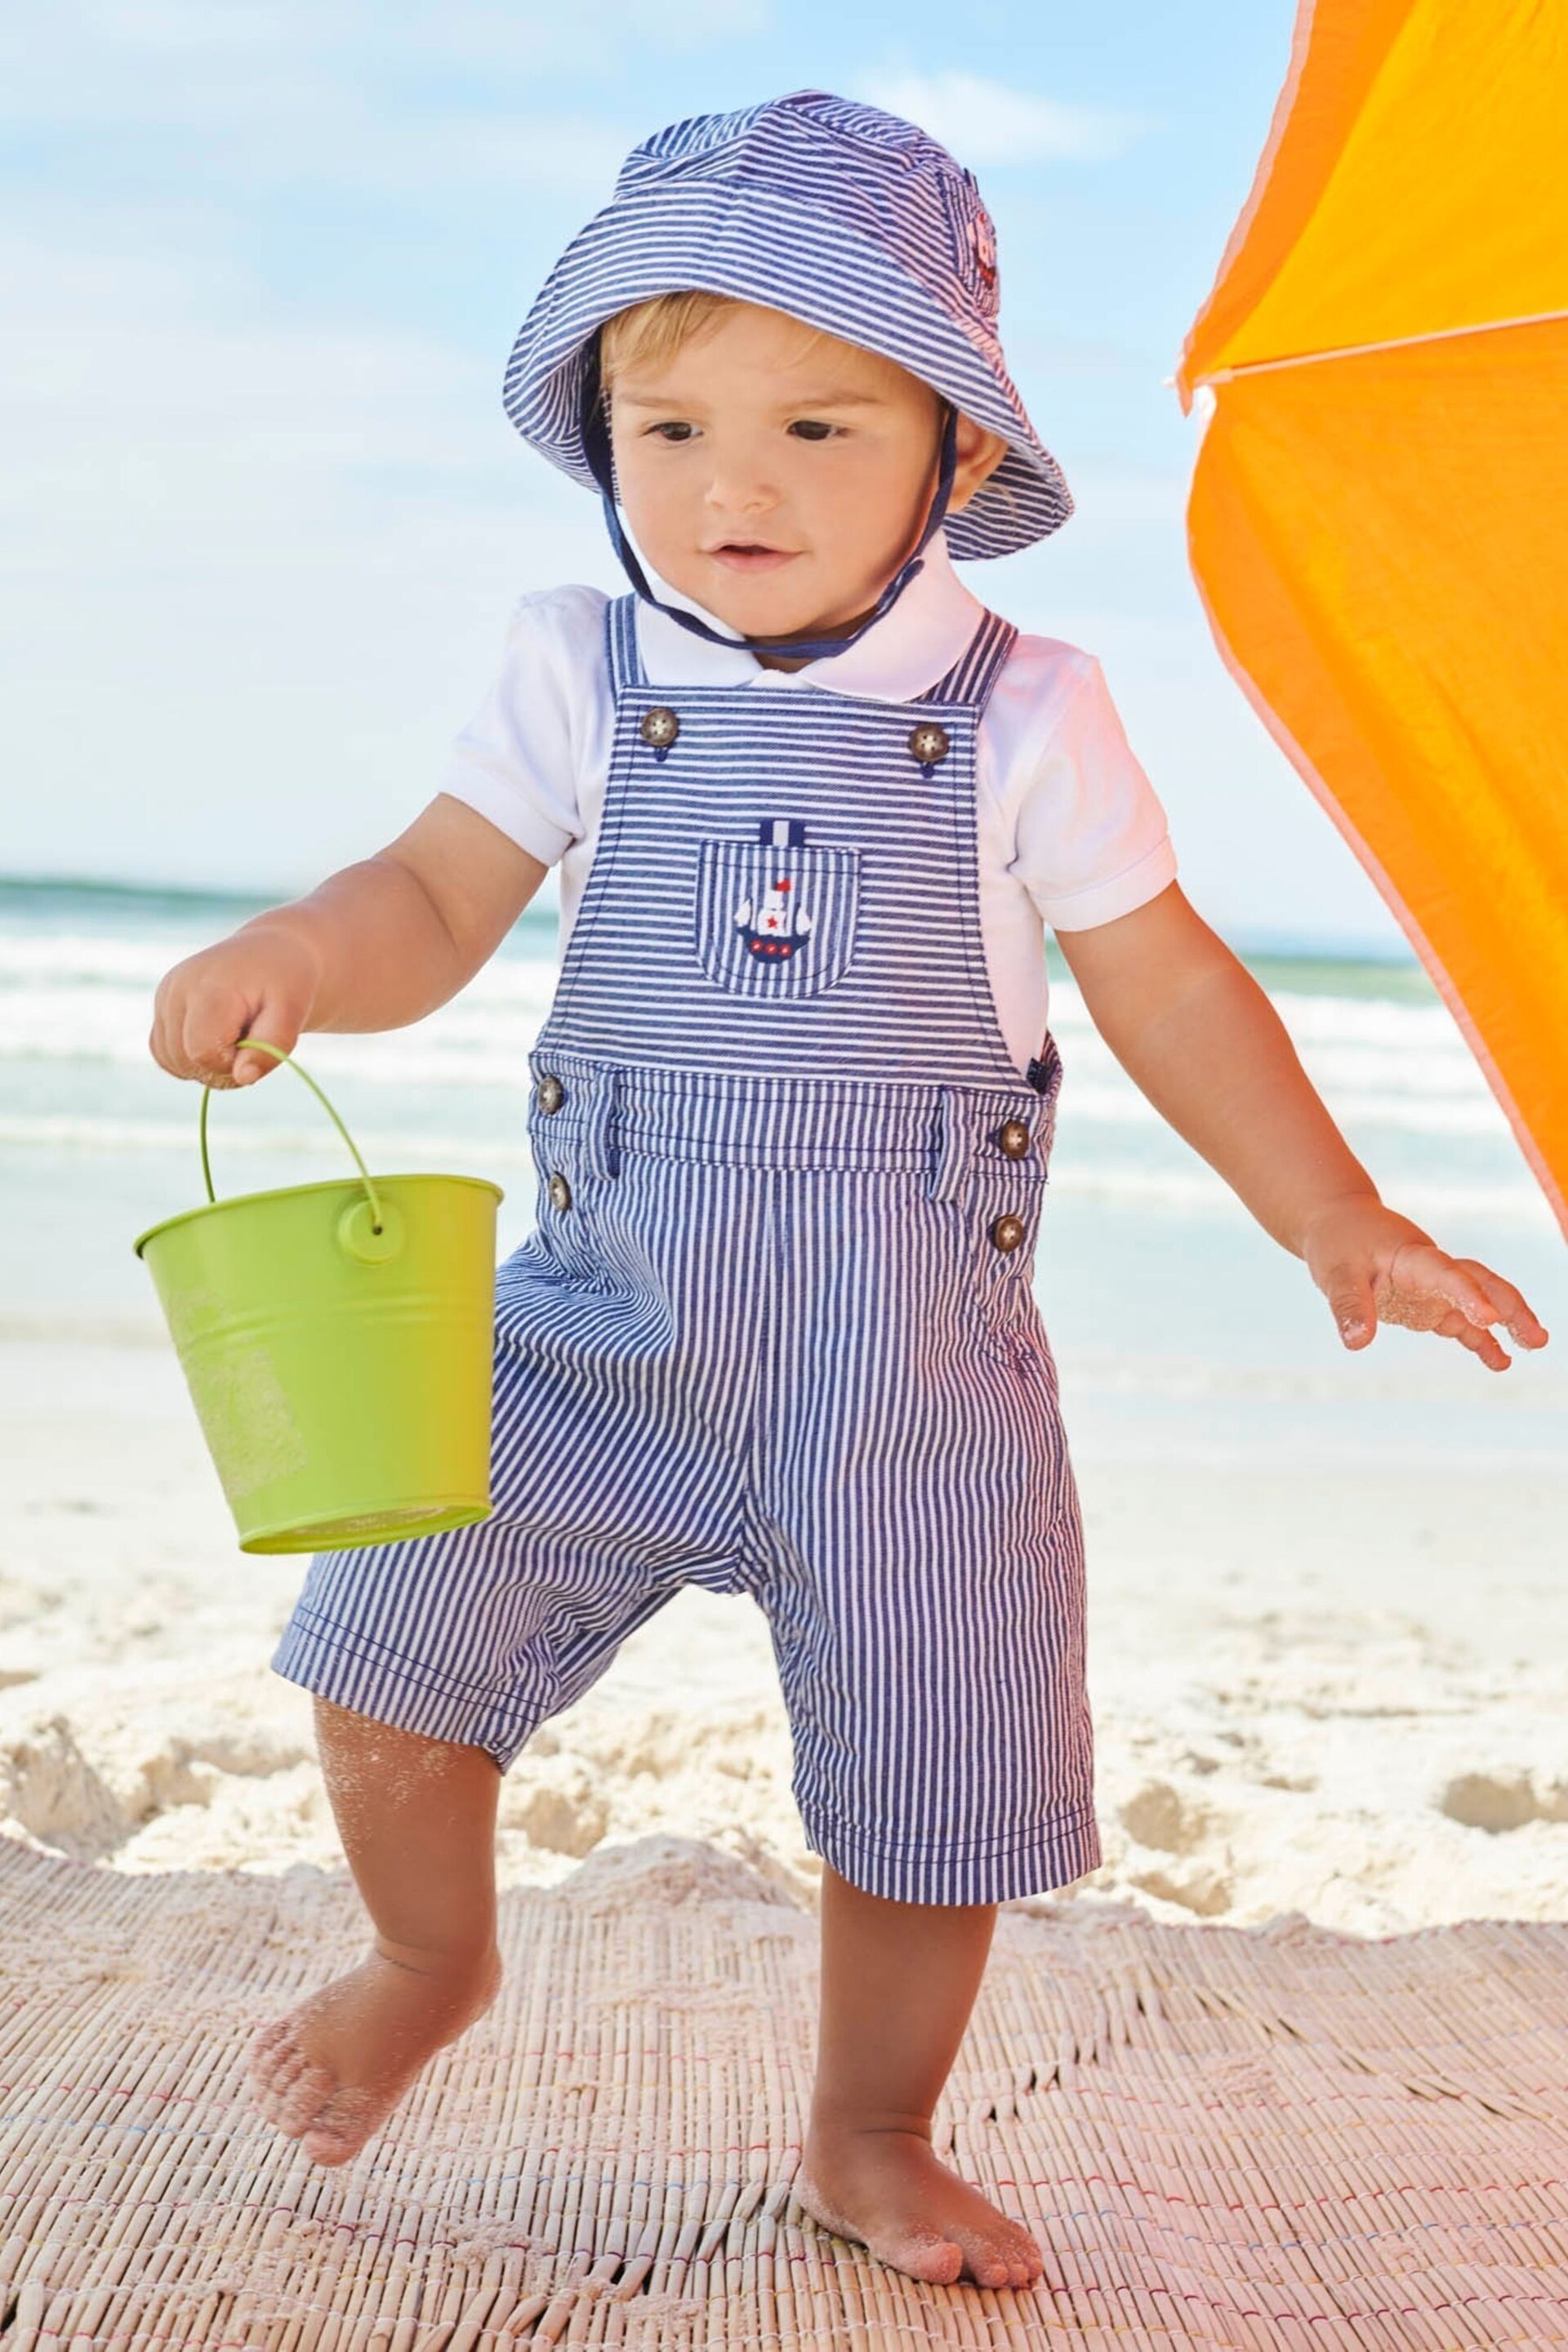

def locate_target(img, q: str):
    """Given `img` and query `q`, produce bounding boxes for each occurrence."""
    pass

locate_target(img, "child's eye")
[788,420,840,442]
[646,421,697,443]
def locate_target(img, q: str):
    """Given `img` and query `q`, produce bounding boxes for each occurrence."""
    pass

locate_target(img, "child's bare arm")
[150,795,549,1088]
[1055,884,1548,1371]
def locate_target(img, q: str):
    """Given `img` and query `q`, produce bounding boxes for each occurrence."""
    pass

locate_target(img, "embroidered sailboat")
[735,818,814,963]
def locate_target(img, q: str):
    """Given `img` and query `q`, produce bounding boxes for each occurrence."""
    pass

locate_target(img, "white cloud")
[861,69,1141,167]
[0,8,640,201]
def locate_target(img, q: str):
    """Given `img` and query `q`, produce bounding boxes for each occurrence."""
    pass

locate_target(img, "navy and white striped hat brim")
[501,93,1072,561]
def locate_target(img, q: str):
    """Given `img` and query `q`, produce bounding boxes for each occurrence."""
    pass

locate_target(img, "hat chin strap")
[579,341,959,662]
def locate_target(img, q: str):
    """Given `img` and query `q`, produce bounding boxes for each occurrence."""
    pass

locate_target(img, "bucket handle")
[199,1039,386,1233]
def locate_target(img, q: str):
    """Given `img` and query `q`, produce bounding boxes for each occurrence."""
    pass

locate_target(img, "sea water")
[2,876,1562,1472]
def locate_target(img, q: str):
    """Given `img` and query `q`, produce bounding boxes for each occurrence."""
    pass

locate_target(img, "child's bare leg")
[796,1865,1044,2290]
[248,1697,503,2165]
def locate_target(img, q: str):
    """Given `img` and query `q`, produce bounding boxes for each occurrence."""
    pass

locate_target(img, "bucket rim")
[238,1495,493,1554]
[133,1170,505,1259]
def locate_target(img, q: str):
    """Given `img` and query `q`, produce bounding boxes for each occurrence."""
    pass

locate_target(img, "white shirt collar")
[634,532,984,702]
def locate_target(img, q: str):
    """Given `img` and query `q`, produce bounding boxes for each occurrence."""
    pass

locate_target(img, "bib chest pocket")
[693,822,861,1002]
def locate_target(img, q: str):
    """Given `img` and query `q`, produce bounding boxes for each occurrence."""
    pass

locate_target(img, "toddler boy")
[152,96,1545,2289]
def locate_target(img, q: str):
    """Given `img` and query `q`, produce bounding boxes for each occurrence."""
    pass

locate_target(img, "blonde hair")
[599,291,742,384]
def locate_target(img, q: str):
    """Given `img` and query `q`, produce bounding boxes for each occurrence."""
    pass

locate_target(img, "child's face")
[608,301,1004,666]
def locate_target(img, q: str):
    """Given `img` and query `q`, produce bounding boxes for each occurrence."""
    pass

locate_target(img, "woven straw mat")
[3,1837,1567,2348]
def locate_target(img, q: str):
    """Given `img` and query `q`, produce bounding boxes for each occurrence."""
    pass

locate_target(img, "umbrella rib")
[1192,305,1568,384]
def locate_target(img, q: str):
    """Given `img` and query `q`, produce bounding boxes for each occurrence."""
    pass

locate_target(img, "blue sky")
[1,0,1404,948]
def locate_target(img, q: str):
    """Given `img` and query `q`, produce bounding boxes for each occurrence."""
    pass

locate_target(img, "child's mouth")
[706,544,801,574]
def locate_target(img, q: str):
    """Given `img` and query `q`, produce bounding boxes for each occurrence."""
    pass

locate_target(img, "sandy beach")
[7,1320,1566,1938]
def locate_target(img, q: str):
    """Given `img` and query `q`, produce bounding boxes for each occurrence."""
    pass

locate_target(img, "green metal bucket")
[134,1041,503,1555]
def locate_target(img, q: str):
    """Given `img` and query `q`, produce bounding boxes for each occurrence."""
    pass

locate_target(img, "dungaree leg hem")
[270,1606,548,1769]
[799,1800,1102,1908]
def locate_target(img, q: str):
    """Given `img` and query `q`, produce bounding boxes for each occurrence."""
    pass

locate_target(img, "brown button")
[548,1172,572,1213]
[537,1073,565,1113]
[908,721,950,768]
[997,1119,1031,1160]
[639,706,680,751]
[990,1213,1027,1254]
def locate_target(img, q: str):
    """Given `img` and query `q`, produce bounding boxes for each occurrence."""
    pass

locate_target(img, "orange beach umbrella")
[1177,0,1568,1234]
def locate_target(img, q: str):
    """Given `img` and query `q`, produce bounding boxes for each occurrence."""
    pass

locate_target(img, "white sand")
[4,1327,1567,1935]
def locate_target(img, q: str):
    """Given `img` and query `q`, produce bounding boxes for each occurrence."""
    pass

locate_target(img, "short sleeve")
[1010,657,1178,933]
[436,586,608,868]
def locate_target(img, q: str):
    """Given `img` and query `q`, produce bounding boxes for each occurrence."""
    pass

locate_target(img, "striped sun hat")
[501,90,1071,560]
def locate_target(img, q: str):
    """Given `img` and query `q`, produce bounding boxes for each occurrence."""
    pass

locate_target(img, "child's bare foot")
[247,1939,501,2165]
[796,2125,1044,2290]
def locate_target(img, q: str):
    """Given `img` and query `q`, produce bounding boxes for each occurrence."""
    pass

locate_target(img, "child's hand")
[1303,1196,1549,1372]
[150,926,319,1089]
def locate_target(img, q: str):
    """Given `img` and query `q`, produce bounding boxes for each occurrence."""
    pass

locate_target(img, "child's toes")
[960,2227,1036,2291]
[876,2226,962,2286]
[276,2061,339,2136]
[1008,2227,1044,2276]
[248,2018,293,2070]
[958,2238,1009,2287]
[301,2088,380,2166]
[914,2238,964,2286]
[252,2079,292,2126]
[247,2024,301,2088]
[254,2056,311,2123]
[262,2041,309,2091]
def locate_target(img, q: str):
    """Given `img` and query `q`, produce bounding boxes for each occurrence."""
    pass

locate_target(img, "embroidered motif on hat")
[971,206,999,296]
[934,163,1001,322]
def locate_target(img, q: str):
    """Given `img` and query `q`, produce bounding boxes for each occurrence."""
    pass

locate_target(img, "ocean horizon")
[3,867,1563,1472]
[1,867,1427,972]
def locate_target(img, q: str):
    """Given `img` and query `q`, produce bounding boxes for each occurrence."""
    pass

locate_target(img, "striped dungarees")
[274,595,1100,1904]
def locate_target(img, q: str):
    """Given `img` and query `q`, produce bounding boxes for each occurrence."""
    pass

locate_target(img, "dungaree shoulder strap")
[604,593,648,697]
[917,608,1019,710]
[917,606,1056,1098]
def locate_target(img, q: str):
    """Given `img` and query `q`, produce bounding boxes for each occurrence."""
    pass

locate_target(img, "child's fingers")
[1383,1246,1550,1359]
[177,1002,237,1086]
[180,993,264,1088]
[1432,1305,1511,1373]
[1322,1261,1378,1349]
[1453,1258,1550,1350]
[148,1000,178,1078]
[149,972,200,1078]
[232,1009,299,1087]
[1386,1242,1497,1331]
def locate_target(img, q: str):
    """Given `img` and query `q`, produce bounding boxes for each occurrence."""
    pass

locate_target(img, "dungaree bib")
[274,596,1100,1905]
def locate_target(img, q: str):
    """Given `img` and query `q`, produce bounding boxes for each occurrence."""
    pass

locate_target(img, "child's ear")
[947,416,1009,514]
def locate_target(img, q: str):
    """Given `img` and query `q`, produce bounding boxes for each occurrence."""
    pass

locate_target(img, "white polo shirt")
[440,536,1178,1079]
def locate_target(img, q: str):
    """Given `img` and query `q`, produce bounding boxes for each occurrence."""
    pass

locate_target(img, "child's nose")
[702,469,777,518]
